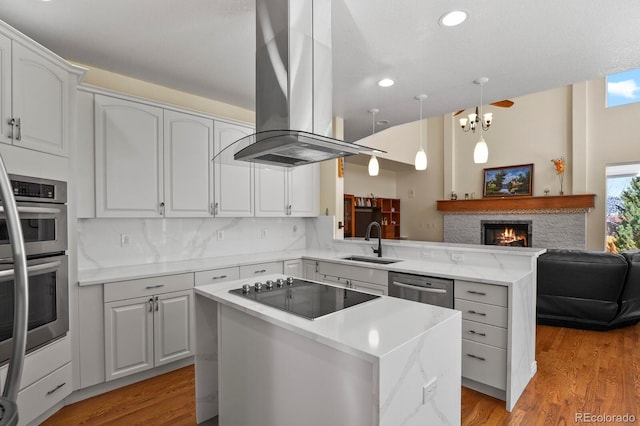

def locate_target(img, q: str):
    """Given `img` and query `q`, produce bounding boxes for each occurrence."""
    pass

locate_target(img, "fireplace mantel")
[437,194,595,214]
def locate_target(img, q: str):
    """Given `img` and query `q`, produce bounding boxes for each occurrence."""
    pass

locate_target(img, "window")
[605,163,640,252]
[606,68,640,108]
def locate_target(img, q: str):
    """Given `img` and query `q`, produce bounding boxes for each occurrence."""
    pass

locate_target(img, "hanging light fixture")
[368,108,379,176]
[459,77,493,133]
[414,94,428,170]
[469,78,490,163]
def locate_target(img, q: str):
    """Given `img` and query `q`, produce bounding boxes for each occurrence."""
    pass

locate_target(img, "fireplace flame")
[497,227,527,246]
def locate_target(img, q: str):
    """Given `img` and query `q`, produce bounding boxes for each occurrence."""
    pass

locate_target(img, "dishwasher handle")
[391,281,448,294]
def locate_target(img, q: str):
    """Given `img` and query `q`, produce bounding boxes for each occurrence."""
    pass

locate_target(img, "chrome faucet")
[364,221,382,257]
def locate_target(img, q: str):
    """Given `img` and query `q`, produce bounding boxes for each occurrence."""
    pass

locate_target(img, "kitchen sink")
[341,255,401,265]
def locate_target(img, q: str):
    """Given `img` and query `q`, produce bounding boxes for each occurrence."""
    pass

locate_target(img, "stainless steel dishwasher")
[388,271,454,308]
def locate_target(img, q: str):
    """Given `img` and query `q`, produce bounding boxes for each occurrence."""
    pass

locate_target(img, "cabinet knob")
[159,202,165,215]
[149,297,154,312]
[9,117,21,141]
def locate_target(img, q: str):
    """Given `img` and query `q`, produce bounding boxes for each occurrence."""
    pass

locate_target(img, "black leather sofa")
[537,249,640,330]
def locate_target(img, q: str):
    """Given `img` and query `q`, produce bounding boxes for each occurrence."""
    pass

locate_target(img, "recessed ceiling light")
[440,10,467,27]
[378,78,395,88]
[376,120,389,126]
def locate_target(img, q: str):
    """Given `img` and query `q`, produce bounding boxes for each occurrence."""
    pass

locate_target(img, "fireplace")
[482,220,532,247]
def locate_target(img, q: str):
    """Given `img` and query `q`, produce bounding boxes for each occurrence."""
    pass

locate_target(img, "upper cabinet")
[255,163,319,217]
[83,90,318,219]
[94,94,218,218]
[0,29,81,157]
[164,110,214,217]
[213,121,254,217]
[95,94,164,218]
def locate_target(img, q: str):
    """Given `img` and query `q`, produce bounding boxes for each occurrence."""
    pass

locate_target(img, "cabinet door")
[288,163,319,216]
[0,33,11,146]
[164,110,213,217]
[11,41,69,156]
[213,121,254,217]
[104,296,154,381]
[255,164,287,216]
[154,290,194,367]
[283,259,303,277]
[303,260,318,281]
[95,95,164,217]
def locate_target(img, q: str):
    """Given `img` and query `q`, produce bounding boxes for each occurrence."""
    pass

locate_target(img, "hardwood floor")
[43,324,640,425]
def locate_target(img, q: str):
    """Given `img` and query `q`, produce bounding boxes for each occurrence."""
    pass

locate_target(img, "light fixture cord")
[419,99,424,149]
[371,110,376,135]
[479,81,483,138]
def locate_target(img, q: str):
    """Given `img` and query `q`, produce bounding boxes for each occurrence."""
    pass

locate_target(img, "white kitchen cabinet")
[303,259,318,281]
[213,120,254,217]
[103,274,194,381]
[255,163,319,217]
[95,94,164,218]
[0,27,81,157]
[194,266,240,286]
[239,261,283,279]
[283,259,303,277]
[164,110,214,217]
[316,260,388,295]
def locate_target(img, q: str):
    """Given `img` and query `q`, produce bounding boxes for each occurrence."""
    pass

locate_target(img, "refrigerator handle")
[0,153,29,404]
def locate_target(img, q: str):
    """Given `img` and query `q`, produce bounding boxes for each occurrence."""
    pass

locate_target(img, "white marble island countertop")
[195,274,461,360]
[195,274,462,425]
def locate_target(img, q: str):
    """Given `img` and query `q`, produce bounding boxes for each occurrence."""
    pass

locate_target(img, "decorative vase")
[558,174,564,195]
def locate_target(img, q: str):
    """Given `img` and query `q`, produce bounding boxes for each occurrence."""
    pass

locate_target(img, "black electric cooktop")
[229,277,380,320]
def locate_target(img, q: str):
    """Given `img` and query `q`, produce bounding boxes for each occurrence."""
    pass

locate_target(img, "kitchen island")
[194,274,462,426]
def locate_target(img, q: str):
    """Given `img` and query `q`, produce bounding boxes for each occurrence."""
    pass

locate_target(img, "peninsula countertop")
[78,244,543,287]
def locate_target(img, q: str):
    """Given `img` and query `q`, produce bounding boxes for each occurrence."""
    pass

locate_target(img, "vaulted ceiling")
[1,0,639,142]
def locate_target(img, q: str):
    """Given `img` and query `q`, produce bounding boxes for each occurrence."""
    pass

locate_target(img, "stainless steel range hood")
[233,0,379,167]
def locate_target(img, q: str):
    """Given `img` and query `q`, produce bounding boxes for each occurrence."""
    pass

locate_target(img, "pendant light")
[473,78,489,164]
[414,94,428,170]
[368,108,379,176]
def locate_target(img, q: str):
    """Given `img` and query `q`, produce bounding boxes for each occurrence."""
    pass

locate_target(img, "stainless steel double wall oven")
[0,175,68,365]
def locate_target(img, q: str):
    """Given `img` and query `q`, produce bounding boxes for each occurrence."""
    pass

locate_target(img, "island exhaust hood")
[233,0,379,167]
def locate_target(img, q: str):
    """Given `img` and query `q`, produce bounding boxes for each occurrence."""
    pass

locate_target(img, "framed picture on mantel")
[483,163,534,197]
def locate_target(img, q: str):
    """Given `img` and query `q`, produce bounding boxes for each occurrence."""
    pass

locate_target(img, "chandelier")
[459,77,493,133]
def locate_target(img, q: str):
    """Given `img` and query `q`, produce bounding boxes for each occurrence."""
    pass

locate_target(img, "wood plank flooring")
[43,323,640,425]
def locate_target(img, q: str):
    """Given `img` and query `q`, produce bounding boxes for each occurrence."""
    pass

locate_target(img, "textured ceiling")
[1,0,639,142]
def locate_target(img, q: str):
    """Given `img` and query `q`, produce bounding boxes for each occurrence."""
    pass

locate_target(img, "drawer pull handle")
[467,290,487,296]
[149,297,154,312]
[145,284,165,289]
[466,354,486,361]
[155,296,159,311]
[46,382,66,395]
[467,310,487,316]
[467,330,487,337]
[212,275,227,280]
[254,269,267,274]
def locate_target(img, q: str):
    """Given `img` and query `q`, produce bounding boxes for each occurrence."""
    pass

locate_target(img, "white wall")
[343,162,397,198]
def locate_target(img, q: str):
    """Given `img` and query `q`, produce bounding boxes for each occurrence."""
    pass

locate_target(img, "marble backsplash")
[76,216,331,270]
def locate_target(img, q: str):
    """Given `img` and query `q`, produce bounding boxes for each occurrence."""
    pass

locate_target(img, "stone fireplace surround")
[437,195,595,250]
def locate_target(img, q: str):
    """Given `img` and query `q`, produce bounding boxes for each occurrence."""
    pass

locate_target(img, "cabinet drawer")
[462,340,506,391]
[455,299,508,328]
[194,267,240,286]
[17,363,72,426]
[104,273,194,302]
[455,280,507,307]
[239,261,283,278]
[462,319,508,349]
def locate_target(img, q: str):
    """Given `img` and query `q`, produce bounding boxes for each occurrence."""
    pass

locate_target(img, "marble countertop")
[195,274,461,361]
[78,246,537,286]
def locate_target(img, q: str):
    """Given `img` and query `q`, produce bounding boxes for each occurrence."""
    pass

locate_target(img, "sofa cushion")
[537,249,628,329]
[612,250,640,326]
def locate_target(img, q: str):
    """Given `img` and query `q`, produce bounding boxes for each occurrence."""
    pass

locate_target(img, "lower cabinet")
[17,363,72,426]
[103,274,194,382]
[454,280,509,394]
